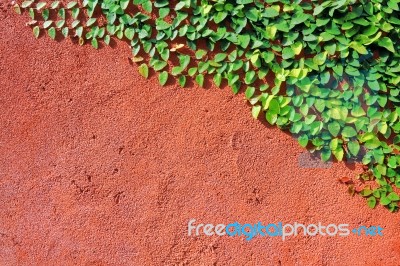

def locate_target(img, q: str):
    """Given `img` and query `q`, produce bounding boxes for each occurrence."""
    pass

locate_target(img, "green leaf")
[313,52,327,65]
[120,0,129,9]
[330,138,339,150]
[348,141,360,156]
[21,0,34,8]
[152,60,168,71]
[377,37,395,53]
[214,11,228,24]
[66,1,77,9]
[214,73,222,87]
[156,20,171,30]
[245,7,259,22]
[179,54,191,69]
[350,42,368,55]
[341,126,357,138]
[291,12,309,25]
[36,2,46,9]
[124,28,135,40]
[263,7,279,18]
[91,38,98,49]
[364,138,381,149]
[43,20,52,29]
[313,5,324,16]
[291,42,303,55]
[266,110,277,125]
[380,196,391,206]
[188,67,197,77]
[367,196,377,208]
[388,192,400,201]
[71,20,80,28]
[376,165,387,176]
[61,27,69,37]
[214,53,227,62]
[245,87,255,99]
[50,1,60,9]
[360,189,373,197]
[196,74,204,87]
[32,26,40,38]
[75,26,83,37]
[104,35,110,45]
[245,71,256,85]
[56,20,65,28]
[195,49,207,60]
[328,121,341,137]
[330,107,348,120]
[159,7,170,18]
[351,106,366,117]
[159,71,168,86]
[174,1,185,10]
[367,80,380,91]
[332,148,344,161]
[86,18,96,27]
[387,192,400,201]
[238,34,250,49]
[198,62,209,73]
[142,1,152,12]
[321,149,331,162]
[298,134,309,148]
[138,64,149,79]
[13,4,21,14]
[268,99,280,114]
[47,27,56,40]
[178,75,186,87]
[252,105,261,119]
[282,47,295,60]
[171,66,183,76]
[29,7,35,19]
[57,8,64,19]
[160,49,169,61]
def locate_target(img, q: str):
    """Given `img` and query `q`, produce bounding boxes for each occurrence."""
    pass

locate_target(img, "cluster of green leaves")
[15,0,400,211]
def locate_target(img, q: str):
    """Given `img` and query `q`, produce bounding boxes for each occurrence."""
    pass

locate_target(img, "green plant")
[14,0,400,211]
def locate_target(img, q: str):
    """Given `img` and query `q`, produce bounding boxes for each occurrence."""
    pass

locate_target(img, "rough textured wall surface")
[1,6,400,266]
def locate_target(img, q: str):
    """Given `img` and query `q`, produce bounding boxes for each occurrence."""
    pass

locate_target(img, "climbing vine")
[13,0,400,211]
